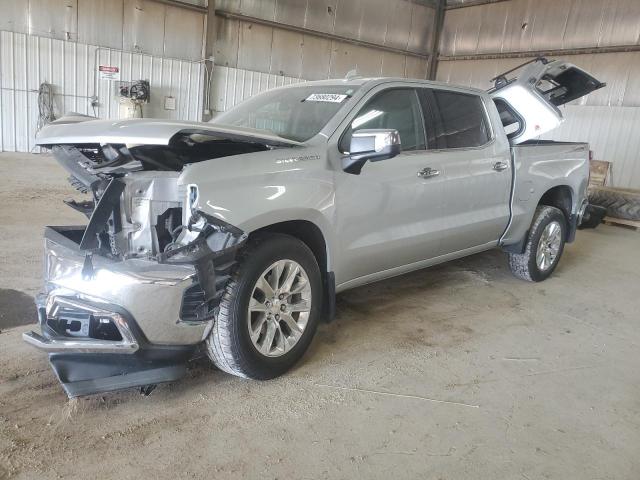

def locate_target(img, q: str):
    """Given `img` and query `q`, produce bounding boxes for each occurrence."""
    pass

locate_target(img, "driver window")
[339,88,426,153]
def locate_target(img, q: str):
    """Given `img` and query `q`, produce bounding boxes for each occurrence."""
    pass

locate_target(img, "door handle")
[493,161,509,172]
[417,167,440,179]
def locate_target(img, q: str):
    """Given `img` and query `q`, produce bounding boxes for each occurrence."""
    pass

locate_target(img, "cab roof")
[275,77,487,95]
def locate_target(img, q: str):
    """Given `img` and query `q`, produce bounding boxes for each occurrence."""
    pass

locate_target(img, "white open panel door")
[489,59,606,144]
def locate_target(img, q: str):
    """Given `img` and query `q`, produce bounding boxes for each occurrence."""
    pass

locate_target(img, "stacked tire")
[588,186,640,221]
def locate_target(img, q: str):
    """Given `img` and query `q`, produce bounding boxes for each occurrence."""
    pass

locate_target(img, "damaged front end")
[24,133,252,397]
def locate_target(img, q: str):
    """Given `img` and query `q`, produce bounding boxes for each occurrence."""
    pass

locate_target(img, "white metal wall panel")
[380,51,407,77]
[407,3,435,54]
[123,0,166,57]
[0,0,29,34]
[216,21,431,81]
[0,30,204,153]
[384,0,412,51]
[333,0,363,39]
[210,65,305,115]
[28,0,78,40]
[163,5,205,61]
[299,35,332,81]
[441,0,640,57]
[77,0,124,50]
[270,29,303,78]
[240,0,277,21]
[214,0,435,75]
[359,0,391,46]
[305,0,337,34]
[542,105,640,189]
[213,17,240,68]
[3,0,206,61]
[275,0,308,28]
[405,56,429,80]
[237,22,273,73]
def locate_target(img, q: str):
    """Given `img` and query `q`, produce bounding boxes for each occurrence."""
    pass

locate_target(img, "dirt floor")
[1,152,639,479]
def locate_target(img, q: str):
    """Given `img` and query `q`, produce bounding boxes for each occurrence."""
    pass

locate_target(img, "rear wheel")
[508,206,566,282]
[205,233,322,379]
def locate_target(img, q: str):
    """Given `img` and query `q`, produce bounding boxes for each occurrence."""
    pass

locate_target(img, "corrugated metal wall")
[544,105,640,189]
[437,0,640,189]
[212,0,434,80]
[441,0,640,57]
[0,0,207,152]
[0,30,204,152]
[210,65,304,115]
[1,0,206,60]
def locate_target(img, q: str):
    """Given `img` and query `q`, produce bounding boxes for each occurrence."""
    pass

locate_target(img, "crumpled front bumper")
[23,226,212,397]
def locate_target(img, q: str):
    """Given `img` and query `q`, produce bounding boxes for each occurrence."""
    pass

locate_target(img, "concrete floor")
[1,152,639,479]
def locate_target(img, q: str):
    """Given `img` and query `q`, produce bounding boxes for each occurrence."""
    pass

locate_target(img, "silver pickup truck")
[24,58,605,397]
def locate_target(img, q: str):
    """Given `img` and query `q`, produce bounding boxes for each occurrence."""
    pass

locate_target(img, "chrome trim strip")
[23,296,140,354]
[23,331,139,354]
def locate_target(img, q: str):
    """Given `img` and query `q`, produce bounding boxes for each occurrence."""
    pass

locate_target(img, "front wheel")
[508,206,567,282]
[205,233,323,379]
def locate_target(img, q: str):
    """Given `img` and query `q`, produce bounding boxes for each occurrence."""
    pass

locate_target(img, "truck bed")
[500,141,590,248]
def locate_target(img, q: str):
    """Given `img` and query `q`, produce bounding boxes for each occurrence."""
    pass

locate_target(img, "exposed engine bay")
[43,130,294,321]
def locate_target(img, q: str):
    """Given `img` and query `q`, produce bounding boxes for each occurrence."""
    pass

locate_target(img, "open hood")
[36,117,302,148]
[36,117,302,188]
[489,58,606,144]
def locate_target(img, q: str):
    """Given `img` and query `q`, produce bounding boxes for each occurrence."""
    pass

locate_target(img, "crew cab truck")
[24,58,605,397]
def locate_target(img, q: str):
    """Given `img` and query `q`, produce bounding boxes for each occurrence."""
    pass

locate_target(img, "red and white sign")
[98,65,120,80]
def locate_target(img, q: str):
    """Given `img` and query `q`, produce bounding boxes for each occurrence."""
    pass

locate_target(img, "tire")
[205,233,323,380]
[588,186,640,221]
[508,206,567,282]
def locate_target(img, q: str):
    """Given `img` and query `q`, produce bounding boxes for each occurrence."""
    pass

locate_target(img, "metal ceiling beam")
[148,0,207,14]
[445,0,511,10]
[439,44,640,61]
[215,10,430,60]
[410,0,439,8]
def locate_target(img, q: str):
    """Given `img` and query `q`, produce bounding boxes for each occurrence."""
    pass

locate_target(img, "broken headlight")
[184,184,200,225]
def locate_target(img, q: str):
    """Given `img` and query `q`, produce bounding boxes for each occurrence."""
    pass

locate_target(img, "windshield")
[211,85,360,142]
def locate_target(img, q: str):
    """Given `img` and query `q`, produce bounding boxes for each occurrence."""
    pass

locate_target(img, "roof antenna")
[345,69,360,81]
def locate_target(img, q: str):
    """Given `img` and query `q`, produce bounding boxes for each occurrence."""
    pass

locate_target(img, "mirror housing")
[342,129,401,174]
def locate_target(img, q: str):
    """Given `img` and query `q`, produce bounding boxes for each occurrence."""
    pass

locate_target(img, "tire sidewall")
[527,208,567,282]
[228,235,322,378]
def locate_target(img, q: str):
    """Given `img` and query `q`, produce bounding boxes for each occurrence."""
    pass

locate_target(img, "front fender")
[178,149,337,271]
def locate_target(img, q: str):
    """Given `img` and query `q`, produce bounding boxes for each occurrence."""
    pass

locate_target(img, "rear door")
[417,87,512,254]
[490,59,605,144]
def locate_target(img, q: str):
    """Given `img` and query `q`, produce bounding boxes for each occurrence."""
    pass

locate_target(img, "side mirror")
[342,129,401,174]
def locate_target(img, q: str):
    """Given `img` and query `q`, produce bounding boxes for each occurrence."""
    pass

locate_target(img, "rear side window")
[419,89,491,149]
[494,98,523,139]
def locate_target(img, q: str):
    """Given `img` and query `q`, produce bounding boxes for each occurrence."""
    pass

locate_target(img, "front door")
[333,87,447,285]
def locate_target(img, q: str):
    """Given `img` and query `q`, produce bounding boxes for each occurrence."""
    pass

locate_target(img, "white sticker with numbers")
[305,93,348,103]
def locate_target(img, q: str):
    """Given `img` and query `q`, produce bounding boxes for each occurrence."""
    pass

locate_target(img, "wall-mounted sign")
[98,65,120,81]
[164,96,176,111]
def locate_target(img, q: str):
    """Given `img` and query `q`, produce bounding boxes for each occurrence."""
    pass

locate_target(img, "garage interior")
[1,1,639,478]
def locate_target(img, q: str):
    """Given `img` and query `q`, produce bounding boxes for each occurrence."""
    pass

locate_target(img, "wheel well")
[250,220,328,275]
[538,186,573,223]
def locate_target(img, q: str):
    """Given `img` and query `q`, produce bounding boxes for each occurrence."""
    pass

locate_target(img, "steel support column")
[427,0,446,79]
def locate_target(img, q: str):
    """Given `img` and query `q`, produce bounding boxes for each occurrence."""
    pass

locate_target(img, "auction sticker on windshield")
[305,93,348,103]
